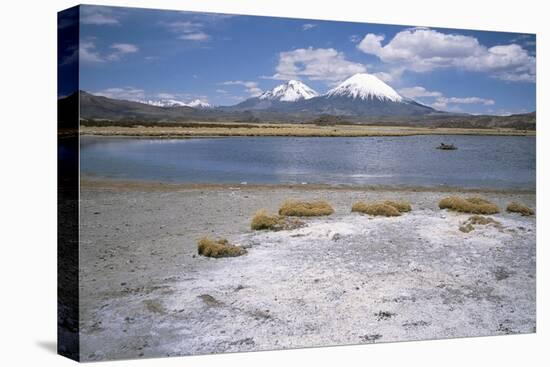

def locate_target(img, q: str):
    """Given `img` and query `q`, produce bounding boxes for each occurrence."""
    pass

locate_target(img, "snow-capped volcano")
[325,73,403,102]
[259,80,318,102]
[140,98,211,108]
[231,73,433,116]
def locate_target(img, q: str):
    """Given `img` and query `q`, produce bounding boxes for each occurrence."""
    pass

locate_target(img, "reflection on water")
[80,135,536,190]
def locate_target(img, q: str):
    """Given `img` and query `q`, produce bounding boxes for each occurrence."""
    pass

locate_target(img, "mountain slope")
[80,91,196,121]
[293,94,434,116]
[74,86,534,129]
[231,73,434,116]
[288,74,434,116]
[258,80,318,102]
[79,91,264,122]
[230,80,318,110]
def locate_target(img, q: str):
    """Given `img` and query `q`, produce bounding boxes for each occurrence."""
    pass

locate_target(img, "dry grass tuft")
[383,200,412,213]
[197,237,246,258]
[250,209,304,231]
[459,215,502,233]
[278,200,334,217]
[439,196,499,214]
[351,202,401,217]
[506,202,534,216]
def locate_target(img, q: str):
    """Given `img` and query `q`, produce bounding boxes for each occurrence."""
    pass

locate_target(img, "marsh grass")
[278,200,334,217]
[250,209,304,231]
[197,237,246,258]
[506,202,534,216]
[439,196,500,214]
[459,215,502,233]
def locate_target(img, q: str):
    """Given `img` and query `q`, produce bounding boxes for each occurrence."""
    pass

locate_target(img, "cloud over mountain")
[270,47,367,83]
[357,27,535,82]
[399,86,495,111]
[220,80,263,97]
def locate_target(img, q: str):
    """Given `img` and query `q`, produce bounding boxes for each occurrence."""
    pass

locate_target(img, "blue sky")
[62,5,536,115]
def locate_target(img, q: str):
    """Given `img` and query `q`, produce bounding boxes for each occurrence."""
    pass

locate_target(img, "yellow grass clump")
[351,202,401,217]
[250,209,304,231]
[383,200,412,213]
[197,237,246,258]
[459,215,502,233]
[506,202,534,216]
[438,196,499,214]
[278,200,334,217]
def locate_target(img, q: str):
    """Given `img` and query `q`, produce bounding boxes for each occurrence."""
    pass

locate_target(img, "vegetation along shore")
[79,121,534,138]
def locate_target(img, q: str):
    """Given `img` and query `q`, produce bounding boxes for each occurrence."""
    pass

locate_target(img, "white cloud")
[94,87,146,100]
[436,96,495,107]
[78,41,139,63]
[81,6,120,25]
[398,86,442,98]
[79,41,105,63]
[220,81,262,97]
[269,47,366,83]
[399,85,495,111]
[164,21,211,42]
[510,34,536,48]
[179,32,210,41]
[302,23,317,31]
[357,27,535,82]
[373,68,405,84]
[438,97,495,110]
[110,43,139,54]
[349,35,361,43]
[156,92,176,99]
[106,43,139,60]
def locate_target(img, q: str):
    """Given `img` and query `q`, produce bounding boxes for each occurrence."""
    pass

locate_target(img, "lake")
[80,135,536,190]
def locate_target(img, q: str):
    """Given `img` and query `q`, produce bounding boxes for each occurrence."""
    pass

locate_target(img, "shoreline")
[79,181,535,359]
[80,177,536,195]
[79,124,535,138]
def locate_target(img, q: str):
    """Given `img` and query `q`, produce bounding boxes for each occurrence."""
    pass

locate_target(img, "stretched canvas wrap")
[58,4,536,362]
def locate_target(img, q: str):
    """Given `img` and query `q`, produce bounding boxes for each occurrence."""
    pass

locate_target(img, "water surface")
[80,135,535,190]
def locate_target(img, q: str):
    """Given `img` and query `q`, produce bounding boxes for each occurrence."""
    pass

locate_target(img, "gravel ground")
[79,183,536,361]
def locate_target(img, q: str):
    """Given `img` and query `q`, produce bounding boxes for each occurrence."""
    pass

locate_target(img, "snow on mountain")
[259,80,318,102]
[185,99,211,108]
[140,99,211,108]
[325,73,404,103]
[141,99,187,107]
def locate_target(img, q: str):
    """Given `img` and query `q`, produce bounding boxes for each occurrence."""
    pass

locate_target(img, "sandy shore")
[79,180,536,361]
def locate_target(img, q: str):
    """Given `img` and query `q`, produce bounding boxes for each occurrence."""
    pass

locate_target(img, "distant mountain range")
[226,74,434,116]
[139,98,211,108]
[60,72,535,130]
